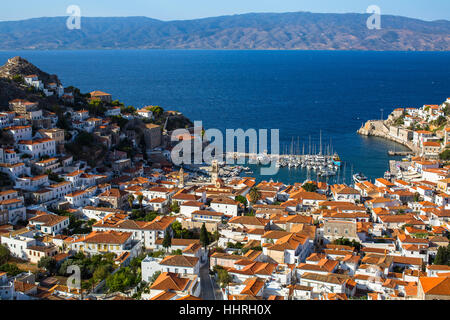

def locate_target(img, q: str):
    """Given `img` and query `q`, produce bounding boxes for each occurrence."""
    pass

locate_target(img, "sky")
[1,0,449,22]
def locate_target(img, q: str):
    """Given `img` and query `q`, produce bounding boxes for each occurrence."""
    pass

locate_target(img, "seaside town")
[0,56,450,302]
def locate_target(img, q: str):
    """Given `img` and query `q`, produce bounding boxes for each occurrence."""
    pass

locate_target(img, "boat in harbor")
[332,153,341,166]
[319,169,336,177]
[353,172,368,184]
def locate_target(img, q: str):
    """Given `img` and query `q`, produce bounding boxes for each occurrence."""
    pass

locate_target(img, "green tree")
[149,106,164,118]
[439,149,450,161]
[149,271,161,284]
[235,195,247,210]
[38,256,57,273]
[432,115,447,127]
[127,194,135,209]
[302,182,318,193]
[217,269,232,289]
[12,75,24,84]
[106,267,137,292]
[137,194,144,212]
[110,115,128,129]
[0,245,10,265]
[111,100,125,107]
[171,249,183,255]
[88,99,107,117]
[93,265,110,282]
[162,229,172,252]
[120,105,136,114]
[170,200,180,213]
[248,187,261,204]
[171,220,195,239]
[227,241,244,249]
[244,209,255,216]
[434,244,450,266]
[0,263,23,276]
[200,223,210,249]
[333,238,361,251]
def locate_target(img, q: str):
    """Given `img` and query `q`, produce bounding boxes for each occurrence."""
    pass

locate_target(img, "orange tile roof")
[73,230,132,244]
[240,277,265,296]
[150,272,190,291]
[160,255,199,268]
[419,277,450,296]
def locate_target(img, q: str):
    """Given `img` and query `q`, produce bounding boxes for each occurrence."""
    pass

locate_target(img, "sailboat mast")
[309,135,311,155]
[319,130,322,156]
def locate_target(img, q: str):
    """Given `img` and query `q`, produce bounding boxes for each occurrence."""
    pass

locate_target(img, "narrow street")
[199,261,222,300]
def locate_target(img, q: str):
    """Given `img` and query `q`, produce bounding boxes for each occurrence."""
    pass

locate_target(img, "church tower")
[178,167,185,188]
[211,160,219,185]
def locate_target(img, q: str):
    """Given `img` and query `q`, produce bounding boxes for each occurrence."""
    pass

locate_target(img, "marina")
[225,131,343,178]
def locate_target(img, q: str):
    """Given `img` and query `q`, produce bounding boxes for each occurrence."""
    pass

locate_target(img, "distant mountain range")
[0,12,449,51]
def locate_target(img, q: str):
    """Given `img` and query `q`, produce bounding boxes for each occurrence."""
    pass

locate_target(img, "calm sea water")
[0,50,449,184]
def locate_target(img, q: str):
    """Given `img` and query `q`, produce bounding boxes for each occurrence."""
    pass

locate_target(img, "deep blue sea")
[0,50,449,184]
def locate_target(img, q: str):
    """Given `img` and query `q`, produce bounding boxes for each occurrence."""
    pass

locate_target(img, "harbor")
[177,129,417,187]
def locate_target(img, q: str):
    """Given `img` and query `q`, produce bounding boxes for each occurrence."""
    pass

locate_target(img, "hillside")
[0,56,61,109]
[0,12,449,51]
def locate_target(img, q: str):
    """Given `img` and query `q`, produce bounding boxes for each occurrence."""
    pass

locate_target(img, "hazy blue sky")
[1,0,449,21]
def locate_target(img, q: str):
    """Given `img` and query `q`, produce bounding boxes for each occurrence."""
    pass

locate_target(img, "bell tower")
[178,167,185,188]
[211,160,219,185]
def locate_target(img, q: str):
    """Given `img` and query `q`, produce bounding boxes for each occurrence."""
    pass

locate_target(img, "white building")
[69,230,142,258]
[18,138,56,159]
[159,255,200,275]
[92,215,175,249]
[210,197,239,217]
[28,213,70,235]
[24,75,43,91]
[1,232,37,260]
[0,272,15,300]
[0,196,26,224]
[64,190,94,208]
[180,201,204,217]
[3,125,32,142]
[0,162,30,179]
[15,175,49,191]
[141,256,163,282]
[105,107,121,117]
[136,108,154,119]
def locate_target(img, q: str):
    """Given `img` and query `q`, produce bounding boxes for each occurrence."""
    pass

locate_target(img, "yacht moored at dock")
[353,172,368,184]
